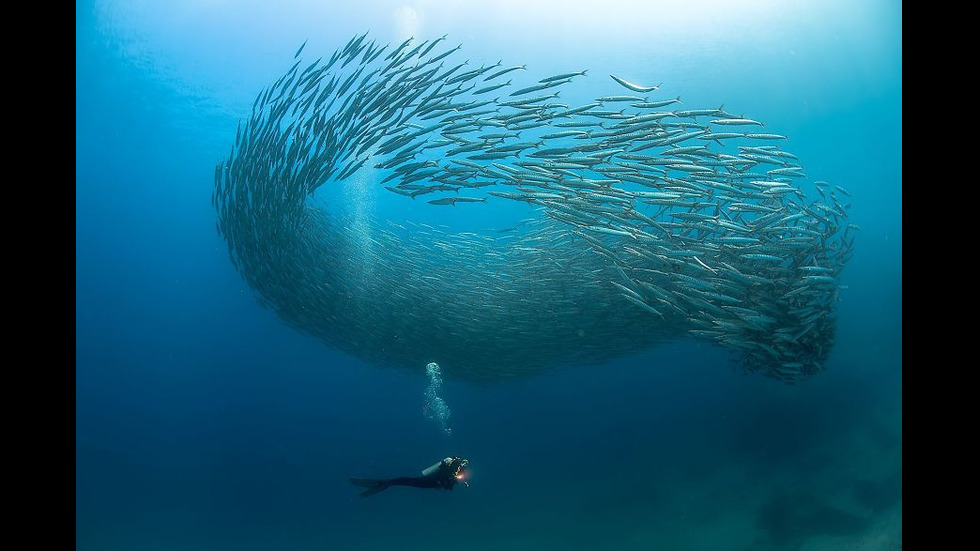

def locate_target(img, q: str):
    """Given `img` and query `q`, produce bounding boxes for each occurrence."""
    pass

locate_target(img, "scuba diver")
[348,456,470,497]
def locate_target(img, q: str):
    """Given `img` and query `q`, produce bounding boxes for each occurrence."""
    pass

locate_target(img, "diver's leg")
[349,475,437,496]
[385,476,438,489]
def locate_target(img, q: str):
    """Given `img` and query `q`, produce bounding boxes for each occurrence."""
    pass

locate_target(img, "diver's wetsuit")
[349,457,467,497]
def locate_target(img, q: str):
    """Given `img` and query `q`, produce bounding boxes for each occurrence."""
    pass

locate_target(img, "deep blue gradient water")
[77,1,901,549]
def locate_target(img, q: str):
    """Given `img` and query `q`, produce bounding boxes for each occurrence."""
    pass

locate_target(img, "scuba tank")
[422,457,453,476]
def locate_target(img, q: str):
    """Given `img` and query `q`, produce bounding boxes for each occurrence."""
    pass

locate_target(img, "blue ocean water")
[76,1,902,549]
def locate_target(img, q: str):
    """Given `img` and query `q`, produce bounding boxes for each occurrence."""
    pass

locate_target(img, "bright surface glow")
[394,5,422,40]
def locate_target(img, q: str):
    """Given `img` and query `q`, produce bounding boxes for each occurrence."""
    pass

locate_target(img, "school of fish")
[213,33,856,383]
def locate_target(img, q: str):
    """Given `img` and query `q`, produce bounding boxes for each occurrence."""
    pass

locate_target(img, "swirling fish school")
[214,32,854,383]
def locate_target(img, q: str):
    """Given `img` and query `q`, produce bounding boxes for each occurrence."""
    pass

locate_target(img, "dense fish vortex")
[214,33,855,383]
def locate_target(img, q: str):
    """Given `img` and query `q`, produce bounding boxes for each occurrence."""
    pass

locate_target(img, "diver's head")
[450,457,470,487]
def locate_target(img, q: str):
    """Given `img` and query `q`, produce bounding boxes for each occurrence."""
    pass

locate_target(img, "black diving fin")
[348,477,390,497]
